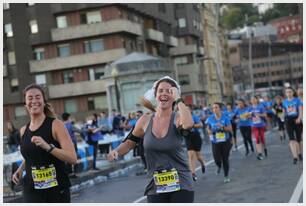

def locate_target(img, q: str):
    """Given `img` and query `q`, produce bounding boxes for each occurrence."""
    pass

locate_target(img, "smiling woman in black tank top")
[108,76,195,203]
[12,84,77,203]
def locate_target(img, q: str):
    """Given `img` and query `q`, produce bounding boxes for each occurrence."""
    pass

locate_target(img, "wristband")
[47,144,55,153]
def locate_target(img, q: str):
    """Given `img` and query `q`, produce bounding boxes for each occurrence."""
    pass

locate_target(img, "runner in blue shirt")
[283,87,303,164]
[250,96,268,160]
[263,96,275,130]
[273,96,286,141]
[235,99,254,156]
[225,103,238,151]
[205,102,232,183]
[185,105,206,181]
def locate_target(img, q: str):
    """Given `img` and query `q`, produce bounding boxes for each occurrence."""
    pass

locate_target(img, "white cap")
[144,76,181,102]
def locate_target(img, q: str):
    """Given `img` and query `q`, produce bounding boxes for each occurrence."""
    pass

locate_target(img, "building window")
[174,56,188,66]
[88,96,107,110]
[63,71,74,83]
[8,51,16,65]
[15,106,27,117]
[35,74,46,85]
[4,3,10,10]
[84,39,104,53]
[179,75,190,85]
[81,10,102,24]
[4,23,13,37]
[10,78,19,92]
[89,67,105,80]
[64,99,77,113]
[87,97,95,110]
[58,44,70,57]
[178,18,186,28]
[34,48,45,60]
[56,16,68,28]
[94,67,105,80]
[29,20,39,34]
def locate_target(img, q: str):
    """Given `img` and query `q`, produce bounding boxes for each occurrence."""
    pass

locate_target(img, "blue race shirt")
[65,122,77,144]
[224,110,236,122]
[263,101,274,114]
[191,114,201,133]
[250,104,266,127]
[282,98,302,118]
[128,118,137,127]
[235,107,252,127]
[205,113,231,144]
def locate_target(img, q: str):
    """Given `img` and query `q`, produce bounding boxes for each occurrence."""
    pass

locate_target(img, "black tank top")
[20,116,71,189]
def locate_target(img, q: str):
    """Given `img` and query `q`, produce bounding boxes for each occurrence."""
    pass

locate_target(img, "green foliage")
[220,3,300,30]
[220,4,259,30]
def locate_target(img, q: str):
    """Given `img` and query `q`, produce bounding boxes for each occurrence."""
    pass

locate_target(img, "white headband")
[144,76,181,102]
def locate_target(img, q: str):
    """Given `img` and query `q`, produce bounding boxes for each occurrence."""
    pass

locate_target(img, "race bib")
[32,164,58,189]
[287,106,297,115]
[153,168,180,193]
[252,116,261,124]
[215,132,226,143]
[240,113,247,120]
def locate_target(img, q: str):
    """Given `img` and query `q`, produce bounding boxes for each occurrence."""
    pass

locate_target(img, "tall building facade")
[201,4,234,104]
[3,3,209,129]
[169,3,206,106]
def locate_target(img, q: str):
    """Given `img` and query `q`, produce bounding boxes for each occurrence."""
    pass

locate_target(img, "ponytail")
[139,97,156,112]
[44,103,57,118]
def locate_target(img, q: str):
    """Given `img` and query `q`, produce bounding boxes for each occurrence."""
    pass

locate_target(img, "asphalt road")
[71,128,303,203]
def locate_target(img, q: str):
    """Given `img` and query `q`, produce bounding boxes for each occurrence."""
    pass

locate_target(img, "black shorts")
[147,189,194,203]
[277,118,285,131]
[23,186,70,203]
[185,131,202,151]
[285,117,303,142]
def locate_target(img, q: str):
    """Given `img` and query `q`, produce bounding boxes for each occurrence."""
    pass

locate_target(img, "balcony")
[48,79,108,99]
[3,65,7,77]
[146,28,164,43]
[51,19,143,42]
[170,44,198,56]
[29,48,127,73]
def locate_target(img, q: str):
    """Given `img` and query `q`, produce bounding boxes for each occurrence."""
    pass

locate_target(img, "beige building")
[201,4,234,104]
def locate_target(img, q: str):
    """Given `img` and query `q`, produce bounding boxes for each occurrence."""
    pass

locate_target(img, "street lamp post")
[111,67,121,113]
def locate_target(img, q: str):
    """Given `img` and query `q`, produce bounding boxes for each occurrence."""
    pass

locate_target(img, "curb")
[4,157,142,203]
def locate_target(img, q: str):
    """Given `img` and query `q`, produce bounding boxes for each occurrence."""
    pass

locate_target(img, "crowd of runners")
[11,78,303,203]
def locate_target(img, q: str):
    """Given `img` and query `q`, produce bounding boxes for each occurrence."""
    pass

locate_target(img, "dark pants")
[138,139,147,169]
[286,117,303,142]
[88,140,98,169]
[231,122,237,139]
[23,187,70,203]
[212,140,232,177]
[240,126,254,152]
[147,190,194,203]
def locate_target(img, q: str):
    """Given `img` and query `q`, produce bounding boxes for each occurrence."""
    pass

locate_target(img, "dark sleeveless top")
[20,116,71,190]
[143,112,193,195]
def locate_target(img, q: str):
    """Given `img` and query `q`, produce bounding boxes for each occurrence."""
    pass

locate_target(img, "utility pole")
[246,14,255,97]
[267,38,273,97]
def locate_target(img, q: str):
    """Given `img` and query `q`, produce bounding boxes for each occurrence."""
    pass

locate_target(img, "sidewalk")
[4,155,143,203]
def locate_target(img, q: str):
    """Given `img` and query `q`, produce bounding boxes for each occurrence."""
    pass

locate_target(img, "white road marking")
[289,173,303,203]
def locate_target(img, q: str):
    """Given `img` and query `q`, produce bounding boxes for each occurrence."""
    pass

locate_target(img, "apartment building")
[3,3,207,128]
